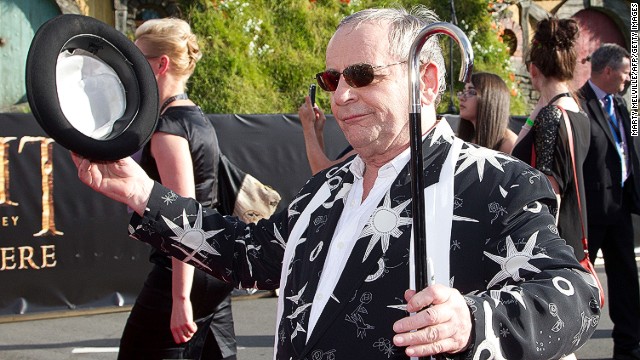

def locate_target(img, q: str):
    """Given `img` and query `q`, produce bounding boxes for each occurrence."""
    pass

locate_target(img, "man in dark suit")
[580,43,640,360]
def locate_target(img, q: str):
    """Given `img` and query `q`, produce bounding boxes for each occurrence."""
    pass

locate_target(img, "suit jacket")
[579,83,640,223]
[130,121,599,359]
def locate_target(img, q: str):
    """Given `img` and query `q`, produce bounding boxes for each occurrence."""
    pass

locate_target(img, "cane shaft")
[409,111,428,292]
[407,21,473,360]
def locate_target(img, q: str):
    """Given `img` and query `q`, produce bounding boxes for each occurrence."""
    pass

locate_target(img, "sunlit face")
[325,22,411,161]
[607,57,631,94]
[458,82,478,125]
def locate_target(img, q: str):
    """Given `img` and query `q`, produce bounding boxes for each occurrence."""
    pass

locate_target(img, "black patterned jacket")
[129,121,600,360]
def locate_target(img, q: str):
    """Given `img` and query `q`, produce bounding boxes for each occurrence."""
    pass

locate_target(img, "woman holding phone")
[298,85,355,174]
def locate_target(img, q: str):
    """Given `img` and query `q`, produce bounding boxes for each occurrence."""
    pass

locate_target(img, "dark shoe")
[614,347,640,360]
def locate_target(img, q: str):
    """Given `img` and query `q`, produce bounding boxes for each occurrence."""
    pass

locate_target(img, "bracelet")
[525,117,534,127]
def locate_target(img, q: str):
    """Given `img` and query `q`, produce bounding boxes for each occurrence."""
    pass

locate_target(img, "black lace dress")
[512,104,591,260]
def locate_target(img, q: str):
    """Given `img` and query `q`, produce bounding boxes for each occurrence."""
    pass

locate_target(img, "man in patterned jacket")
[73,6,600,359]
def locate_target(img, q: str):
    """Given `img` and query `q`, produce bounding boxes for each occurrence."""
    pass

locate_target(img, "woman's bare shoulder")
[500,128,518,154]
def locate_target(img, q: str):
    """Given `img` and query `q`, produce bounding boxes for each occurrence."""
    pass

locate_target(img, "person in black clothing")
[511,17,591,263]
[118,18,237,360]
[579,43,639,360]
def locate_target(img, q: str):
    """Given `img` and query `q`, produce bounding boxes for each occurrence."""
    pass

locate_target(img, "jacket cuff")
[128,182,173,238]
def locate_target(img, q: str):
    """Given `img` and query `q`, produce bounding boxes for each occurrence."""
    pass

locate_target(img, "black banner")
[208,114,348,211]
[0,112,348,318]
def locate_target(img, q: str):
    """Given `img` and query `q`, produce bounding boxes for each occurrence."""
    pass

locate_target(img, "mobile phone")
[308,83,316,107]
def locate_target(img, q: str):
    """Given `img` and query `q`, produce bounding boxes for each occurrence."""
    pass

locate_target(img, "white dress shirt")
[306,146,412,338]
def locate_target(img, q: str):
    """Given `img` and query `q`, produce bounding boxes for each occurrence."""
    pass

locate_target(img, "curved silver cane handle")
[409,22,474,114]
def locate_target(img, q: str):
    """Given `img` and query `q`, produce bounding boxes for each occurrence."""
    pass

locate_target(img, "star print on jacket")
[360,192,412,262]
[455,145,514,181]
[129,120,600,359]
[163,205,222,258]
[483,232,550,288]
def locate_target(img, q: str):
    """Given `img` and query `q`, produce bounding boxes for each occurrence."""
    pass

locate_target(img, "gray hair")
[338,6,447,98]
[590,43,630,73]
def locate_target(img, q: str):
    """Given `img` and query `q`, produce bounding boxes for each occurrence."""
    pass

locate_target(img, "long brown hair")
[457,72,510,150]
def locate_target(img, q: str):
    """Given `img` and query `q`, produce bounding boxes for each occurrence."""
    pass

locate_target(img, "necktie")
[604,94,628,185]
[604,94,618,127]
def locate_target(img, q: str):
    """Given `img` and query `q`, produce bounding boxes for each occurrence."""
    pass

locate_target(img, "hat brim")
[26,14,158,161]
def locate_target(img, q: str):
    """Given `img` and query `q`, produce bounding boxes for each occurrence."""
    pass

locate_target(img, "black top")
[139,105,222,266]
[512,105,590,260]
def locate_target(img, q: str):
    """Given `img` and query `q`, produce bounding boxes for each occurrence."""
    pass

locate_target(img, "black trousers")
[588,210,640,353]
[118,264,237,360]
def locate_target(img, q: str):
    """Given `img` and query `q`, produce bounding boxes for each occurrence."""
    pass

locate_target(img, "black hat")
[26,14,158,161]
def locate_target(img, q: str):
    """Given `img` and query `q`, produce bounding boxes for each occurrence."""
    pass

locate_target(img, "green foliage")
[182,0,357,113]
[423,0,527,115]
[180,0,526,115]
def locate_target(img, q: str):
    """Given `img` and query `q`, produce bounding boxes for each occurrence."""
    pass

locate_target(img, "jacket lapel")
[276,167,354,358]
[590,97,617,146]
[300,166,413,356]
[582,84,617,146]
[614,95,631,131]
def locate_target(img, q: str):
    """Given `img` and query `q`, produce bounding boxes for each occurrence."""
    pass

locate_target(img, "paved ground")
[0,263,629,359]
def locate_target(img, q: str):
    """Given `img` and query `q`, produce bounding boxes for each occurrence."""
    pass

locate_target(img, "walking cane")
[407,22,473,360]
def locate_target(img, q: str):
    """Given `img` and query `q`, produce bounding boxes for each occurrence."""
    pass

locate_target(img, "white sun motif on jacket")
[455,145,512,182]
[359,192,412,262]
[162,205,223,262]
[484,231,550,288]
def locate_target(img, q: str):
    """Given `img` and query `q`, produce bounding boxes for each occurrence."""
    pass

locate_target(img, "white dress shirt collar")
[588,79,609,101]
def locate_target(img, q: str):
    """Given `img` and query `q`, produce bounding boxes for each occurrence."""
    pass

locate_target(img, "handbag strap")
[562,107,605,309]
[558,106,589,254]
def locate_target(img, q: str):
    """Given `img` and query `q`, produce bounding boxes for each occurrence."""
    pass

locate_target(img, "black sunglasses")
[315,61,406,92]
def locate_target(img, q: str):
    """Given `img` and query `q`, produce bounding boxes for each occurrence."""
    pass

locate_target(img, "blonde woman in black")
[118,18,237,360]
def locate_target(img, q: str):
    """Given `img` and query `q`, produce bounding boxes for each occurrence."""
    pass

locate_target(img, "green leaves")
[180,0,526,115]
